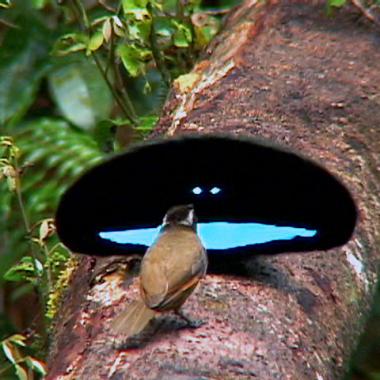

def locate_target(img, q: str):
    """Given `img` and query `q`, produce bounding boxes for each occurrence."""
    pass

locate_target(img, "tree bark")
[47,1,380,379]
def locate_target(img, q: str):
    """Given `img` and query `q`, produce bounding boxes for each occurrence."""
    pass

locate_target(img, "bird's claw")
[175,310,205,328]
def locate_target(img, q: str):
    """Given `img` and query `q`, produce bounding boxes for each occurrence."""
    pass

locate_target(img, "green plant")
[0,1,232,377]
[0,120,102,283]
[50,0,221,127]
[0,334,46,379]
[0,137,49,378]
[0,135,84,378]
[0,137,70,314]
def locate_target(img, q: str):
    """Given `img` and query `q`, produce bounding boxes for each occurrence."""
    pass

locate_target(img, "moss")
[46,256,79,321]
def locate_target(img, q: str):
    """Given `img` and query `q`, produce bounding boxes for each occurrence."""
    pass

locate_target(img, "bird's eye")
[192,186,203,195]
[210,187,221,195]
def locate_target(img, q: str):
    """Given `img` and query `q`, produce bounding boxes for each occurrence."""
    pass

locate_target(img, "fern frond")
[0,118,103,273]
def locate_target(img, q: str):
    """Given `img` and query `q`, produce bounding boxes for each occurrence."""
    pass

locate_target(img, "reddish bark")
[48,1,380,379]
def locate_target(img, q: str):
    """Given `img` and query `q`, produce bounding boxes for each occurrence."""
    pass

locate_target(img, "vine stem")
[98,0,117,13]
[148,6,171,87]
[14,159,37,271]
[92,52,138,125]
[15,184,30,235]
[350,0,380,26]
[71,0,138,125]
[110,18,138,121]
[43,244,52,296]
[0,357,28,376]
[175,0,196,67]
[13,158,48,334]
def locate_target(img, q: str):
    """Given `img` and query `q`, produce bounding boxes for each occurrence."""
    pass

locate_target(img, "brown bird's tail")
[111,300,155,337]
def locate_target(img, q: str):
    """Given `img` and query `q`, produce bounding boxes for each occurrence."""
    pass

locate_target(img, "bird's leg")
[175,309,205,328]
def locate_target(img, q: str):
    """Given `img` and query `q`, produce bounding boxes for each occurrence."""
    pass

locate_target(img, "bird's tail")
[111,300,155,337]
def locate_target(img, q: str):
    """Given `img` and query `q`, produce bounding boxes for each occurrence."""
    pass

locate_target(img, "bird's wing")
[191,246,208,277]
[140,256,168,308]
[162,230,206,291]
[140,227,207,310]
[152,272,202,311]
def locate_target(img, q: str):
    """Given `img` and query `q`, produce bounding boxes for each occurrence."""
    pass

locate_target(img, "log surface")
[48,1,380,379]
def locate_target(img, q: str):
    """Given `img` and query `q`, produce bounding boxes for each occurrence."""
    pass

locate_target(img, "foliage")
[0,134,92,377]
[0,0,232,377]
[0,334,46,379]
[48,57,113,130]
[47,0,222,125]
[0,5,53,127]
[1,137,70,298]
[0,120,102,287]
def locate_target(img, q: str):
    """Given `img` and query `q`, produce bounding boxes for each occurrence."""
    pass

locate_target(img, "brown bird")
[111,204,208,337]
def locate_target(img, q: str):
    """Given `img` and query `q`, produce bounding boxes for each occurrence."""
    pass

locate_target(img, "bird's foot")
[175,310,205,328]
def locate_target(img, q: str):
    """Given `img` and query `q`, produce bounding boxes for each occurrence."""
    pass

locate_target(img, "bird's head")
[162,204,197,229]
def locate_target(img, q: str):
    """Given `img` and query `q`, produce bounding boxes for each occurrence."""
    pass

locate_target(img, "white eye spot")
[210,187,221,195]
[192,186,203,195]
[186,209,194,225]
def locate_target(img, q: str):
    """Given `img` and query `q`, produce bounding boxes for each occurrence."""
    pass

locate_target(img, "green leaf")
[128,18,152,42]
[326,0,347,14]
[135,115,158,136]
[52,33,89,56]
[2,341,17,364]
[1,337,23,364]
[193,14,220,49]
[87,31,104,54]
[94,120,116,153]
[155,17,174,37]
[122,0,149,13]
[100,16,126,42]
[31,0,48,8]
[122,0,152,36]
[25,356,47,376]
[8,334,27,347]
[112,16,126,37]
[39,218,54,243]
[3,256,40,283]
[102,18,113,42]
[0,13,52,126]
[48,57,113,129]
[117,44,151,77]
[328,0,346,6]
[143,80,152,94]
[0,0,12,8]
[154,17,175,49]
[159,0,177,13]
[0,165,17,192]
[14,364,28,380]
[172,21,192,47]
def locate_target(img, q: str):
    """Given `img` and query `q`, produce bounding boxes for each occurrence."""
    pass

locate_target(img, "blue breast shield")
[55,135,357,263]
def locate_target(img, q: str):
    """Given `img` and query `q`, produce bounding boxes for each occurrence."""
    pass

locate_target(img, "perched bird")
[111,204,208,337]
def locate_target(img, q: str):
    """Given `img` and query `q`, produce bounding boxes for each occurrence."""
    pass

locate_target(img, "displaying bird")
[111,204,208,337]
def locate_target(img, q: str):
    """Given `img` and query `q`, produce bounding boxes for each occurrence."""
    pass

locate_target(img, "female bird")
[111,204,208,337]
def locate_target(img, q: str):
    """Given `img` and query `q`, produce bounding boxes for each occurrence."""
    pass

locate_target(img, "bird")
[111,204,208,337]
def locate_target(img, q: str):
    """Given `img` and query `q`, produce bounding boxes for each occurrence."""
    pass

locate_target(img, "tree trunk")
[47,1,380,379]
